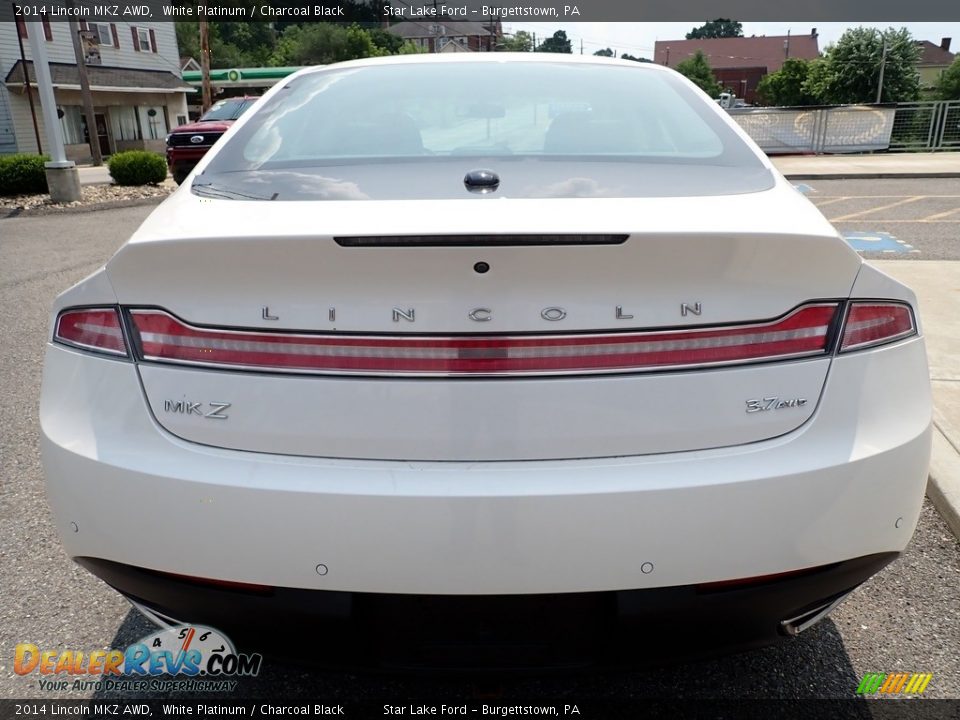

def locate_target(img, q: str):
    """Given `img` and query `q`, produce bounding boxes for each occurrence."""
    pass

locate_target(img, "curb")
[0,195,167,220]
[928,424,960,541]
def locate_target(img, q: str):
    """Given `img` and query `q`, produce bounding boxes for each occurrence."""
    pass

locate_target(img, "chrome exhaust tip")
[780,590,853,637]
[126,598,186,630]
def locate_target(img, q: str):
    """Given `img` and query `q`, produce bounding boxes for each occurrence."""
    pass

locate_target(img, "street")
[1,189,958,701]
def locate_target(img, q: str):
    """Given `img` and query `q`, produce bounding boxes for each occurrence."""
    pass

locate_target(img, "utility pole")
[784,29,790,59]
[199,1,212,113]
[876,41,889,103]
[27,21,81,202]
[13,3,42,152]
[580,38,583,54]
[67,14,102,165]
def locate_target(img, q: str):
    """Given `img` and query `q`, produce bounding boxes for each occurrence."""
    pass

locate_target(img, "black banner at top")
[4,0,960,23]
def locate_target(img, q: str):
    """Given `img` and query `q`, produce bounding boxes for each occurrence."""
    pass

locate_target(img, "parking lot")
[1,186,959,702]
[802,178,960,260]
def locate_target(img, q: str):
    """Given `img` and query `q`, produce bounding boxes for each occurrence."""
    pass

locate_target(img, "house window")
[59,107,85,145]
[134,26,151,52]
[139,106,167,140]
[112,107,141,141]
[91,23,113,47]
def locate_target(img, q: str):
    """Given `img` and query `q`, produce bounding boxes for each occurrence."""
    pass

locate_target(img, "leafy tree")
[344,24,388,60]
[593,48,614,57]
[497,31,534,52]
[177,18,419,69]
[621,53,652,63]
[686,20,743,40]
[935,55,960,100]
[675,50,722,96]
[368,27,405,55]
[270,23,390,66]
[536,30,572,54]
[756,58,819,106]
[803,27,921,104]
[176,22,264,68]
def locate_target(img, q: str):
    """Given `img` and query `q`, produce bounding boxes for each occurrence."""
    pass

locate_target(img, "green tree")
[344,24,388,60]
[686,20,743,40]
[675,50,722,96]
[935,55,960,100]
[803,27,921,104]
[621,53,652,63]
[536,30,572,54]
[368,27,405,54]
[497,30,534,52]
[593,48,614,57]
[269,23,389,65]
[756,58,819,106]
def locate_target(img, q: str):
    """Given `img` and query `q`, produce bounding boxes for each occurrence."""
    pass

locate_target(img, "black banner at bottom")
[1,700,958,720]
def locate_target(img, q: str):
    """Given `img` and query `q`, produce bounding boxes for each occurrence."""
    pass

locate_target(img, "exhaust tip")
[126,598,186,630]
[780,590,853,637]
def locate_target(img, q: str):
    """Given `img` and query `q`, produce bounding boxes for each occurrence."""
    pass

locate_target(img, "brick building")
[654,30,821,104]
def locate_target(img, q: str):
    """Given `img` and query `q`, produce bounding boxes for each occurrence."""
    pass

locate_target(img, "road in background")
[1,201,958,700]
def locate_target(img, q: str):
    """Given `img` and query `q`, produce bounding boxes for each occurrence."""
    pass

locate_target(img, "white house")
[1,13,191,161]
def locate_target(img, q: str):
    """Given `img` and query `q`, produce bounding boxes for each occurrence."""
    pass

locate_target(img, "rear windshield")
[200,98,256,122]
[195,60,771,201]
[205,61,760,167]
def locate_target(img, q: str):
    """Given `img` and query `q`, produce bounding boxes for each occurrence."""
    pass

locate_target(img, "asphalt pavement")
[1,198,958,702]
[800,178,960,261]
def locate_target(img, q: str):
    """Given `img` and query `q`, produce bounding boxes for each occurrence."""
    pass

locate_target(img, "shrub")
[0,153,49,196]
[108,151,168,186]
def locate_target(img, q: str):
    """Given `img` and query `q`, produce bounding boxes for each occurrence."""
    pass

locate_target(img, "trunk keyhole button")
[464,169,499,193]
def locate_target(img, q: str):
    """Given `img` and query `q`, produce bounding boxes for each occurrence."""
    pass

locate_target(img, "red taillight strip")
[129,305,838,377]
[839,302,916,352]
[54,308,128,356]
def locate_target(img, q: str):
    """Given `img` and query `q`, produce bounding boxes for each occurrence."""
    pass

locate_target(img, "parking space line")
[829,196,926,222]
[921,207,960,222]
[811,197,849,208]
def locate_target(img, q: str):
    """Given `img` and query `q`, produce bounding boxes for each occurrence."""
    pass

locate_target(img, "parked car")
[165,96,257,185]
[41,54,931,668]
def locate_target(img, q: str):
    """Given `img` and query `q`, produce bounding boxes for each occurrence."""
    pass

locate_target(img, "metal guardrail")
[728,101,960,154]
[889,101,960,152]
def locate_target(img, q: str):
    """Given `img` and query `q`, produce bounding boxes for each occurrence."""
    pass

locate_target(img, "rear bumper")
[79,553,897,670]
[40,336,931,596]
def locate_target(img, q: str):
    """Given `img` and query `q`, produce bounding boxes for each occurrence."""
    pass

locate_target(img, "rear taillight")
[839,302,916,353]
[54,308,127,357]
[129,304,839,377]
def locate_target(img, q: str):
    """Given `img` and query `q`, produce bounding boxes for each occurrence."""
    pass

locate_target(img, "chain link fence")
[728,101,960,154]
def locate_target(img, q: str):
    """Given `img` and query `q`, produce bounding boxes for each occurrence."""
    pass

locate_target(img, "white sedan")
[40,54,931,669]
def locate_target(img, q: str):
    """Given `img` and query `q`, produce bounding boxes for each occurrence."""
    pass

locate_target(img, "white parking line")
[829,196,926,222]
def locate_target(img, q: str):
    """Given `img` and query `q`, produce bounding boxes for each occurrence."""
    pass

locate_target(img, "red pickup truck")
[166,97,257,184]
